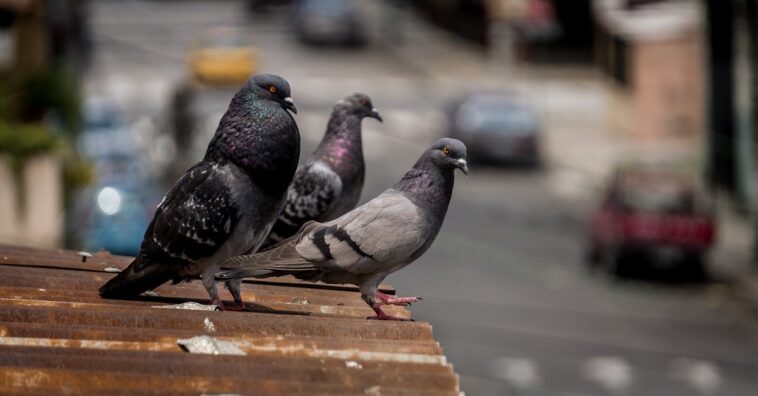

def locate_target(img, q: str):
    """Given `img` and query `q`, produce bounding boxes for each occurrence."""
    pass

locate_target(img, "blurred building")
[0,0,87,248]
[0,0,88,77]
[594,0,705,140]
[0,0,45,75]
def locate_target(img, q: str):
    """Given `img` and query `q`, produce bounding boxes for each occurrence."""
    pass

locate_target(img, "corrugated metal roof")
[0,245,459,395]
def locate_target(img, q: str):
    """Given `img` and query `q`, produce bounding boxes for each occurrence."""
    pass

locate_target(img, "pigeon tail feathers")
[99,257,176,299]
[217,222,323,280]
[214,268,275,280]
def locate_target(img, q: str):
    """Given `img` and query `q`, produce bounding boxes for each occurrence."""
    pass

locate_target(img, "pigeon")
[99,74,300,310]
[259,93,382,250]
[216,138,469,320]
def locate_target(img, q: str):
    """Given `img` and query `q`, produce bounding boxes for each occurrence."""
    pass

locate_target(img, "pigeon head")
[339,93,382,122]
[394,138,466,215]
[427,138,469,175]
[247,74,297,114]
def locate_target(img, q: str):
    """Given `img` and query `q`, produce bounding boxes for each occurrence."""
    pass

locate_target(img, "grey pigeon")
[99,74,300,310]
[259,93,381,250]
[216,138,468,320]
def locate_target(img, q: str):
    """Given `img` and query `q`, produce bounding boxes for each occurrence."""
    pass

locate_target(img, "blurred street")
[79,1,758,395]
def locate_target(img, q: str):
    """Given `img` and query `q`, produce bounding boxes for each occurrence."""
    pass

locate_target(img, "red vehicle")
[587,168,716,277]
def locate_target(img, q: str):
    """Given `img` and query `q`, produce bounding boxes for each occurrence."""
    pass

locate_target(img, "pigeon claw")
[367,310,413,321]
[211,297,246,312]
[375,291,422,307]
[368,305,414,321]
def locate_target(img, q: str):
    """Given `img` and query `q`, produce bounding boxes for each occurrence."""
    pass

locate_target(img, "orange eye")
[442,146,450,155]
[269,86,277,94]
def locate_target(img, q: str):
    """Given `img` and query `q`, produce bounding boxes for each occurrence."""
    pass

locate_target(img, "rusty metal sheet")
[0,322,445,356]
[0,266,407,318]
[0,245,396,293]
[0,345,457,385]
[0,245,459,394]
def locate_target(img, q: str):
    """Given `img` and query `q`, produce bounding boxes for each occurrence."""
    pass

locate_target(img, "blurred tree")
[0,121,57,173]
[5,67,81,136]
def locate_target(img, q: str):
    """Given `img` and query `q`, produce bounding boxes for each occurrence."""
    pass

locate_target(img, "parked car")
[77,101,135,161]
[71,100,161,256]
[72,182,159,256]
[446,92,541,165]
[78,100,152,182]
[586,167,716,277]
[187,28,259,86]
[292,0,367,46]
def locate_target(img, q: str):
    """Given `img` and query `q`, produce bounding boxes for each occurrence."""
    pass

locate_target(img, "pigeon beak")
[370,107,383,122]
[283,97,297,114]
[456,158,469,175]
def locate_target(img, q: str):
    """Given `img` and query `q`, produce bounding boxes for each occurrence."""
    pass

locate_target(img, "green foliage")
[0,122,60,213]
[0,68,91,215]
[60,143,94,204]
[0,122,59,171]
[5,67,82,135]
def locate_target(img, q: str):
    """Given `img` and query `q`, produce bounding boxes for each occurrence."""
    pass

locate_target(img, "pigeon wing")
[263,161,342,246]
[296,189,430,274]
[217,190,429,279]
[137,162,238,270]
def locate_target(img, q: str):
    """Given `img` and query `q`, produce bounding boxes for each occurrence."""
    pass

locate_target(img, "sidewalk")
[713,200,758,309]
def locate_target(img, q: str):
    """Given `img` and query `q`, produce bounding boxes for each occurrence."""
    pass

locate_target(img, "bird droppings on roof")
[292,297,310,305]
[153,301,220,311]
[0,244,460,395]
[345,360,363,369]
[204,317,217,332]
[177,335,246,356]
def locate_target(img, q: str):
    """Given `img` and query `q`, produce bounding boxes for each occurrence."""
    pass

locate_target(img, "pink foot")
[367,306,413,321]
[211,298,246,311]
[376,291,422,306]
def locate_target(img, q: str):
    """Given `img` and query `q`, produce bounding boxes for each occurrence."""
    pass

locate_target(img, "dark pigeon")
[216,138,469,320]
[99,74,300,310]
[260,93,381,250]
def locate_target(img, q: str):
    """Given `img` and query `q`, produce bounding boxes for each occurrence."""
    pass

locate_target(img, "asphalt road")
[87,1,758,395]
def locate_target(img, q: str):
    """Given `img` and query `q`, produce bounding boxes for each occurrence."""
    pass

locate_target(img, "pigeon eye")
[442,146,450,155]
[360,99,369,106]
[269,86,277,94]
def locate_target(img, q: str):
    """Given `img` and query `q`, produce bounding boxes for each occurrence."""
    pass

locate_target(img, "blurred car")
[72,100,160,255]
[73,182,159,256]
[292,0,367,46]
[586,167,716,277]
[187,28,259,85]
[77,101,135,161]
[446,92,541,165]
[78,100,152,182]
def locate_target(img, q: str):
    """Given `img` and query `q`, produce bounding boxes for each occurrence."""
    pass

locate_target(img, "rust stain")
[0,336,180,352]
